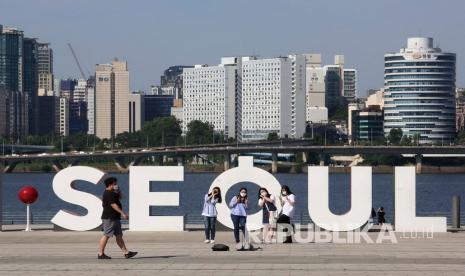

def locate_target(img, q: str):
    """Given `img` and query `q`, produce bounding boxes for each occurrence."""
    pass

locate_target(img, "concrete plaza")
[0,229,464,275]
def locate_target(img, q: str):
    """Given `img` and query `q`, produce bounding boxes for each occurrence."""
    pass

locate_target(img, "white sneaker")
[235,242,243,250]
[204,240,210,243]
[210,240,215,244]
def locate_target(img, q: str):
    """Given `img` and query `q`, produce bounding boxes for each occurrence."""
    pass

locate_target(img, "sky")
[1,0,465,96]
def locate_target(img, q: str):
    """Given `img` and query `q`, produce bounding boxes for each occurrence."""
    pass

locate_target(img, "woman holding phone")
[201,187,222,244]
[258,187,277,243]
[229,187,248,249]
[277,185,295,243]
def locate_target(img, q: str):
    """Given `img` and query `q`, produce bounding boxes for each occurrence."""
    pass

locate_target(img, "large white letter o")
[209,156,282,231]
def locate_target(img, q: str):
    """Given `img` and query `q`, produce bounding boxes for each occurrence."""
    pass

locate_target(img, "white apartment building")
[59,97,69,136]
[182,58,237,138]
[183,55,307,142]
[239,55,306,141]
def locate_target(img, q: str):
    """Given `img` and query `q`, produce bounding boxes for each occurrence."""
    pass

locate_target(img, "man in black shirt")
[98,177,137,259]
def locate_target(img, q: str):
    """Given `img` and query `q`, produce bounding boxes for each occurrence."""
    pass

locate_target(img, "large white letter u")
[308,166,372,231]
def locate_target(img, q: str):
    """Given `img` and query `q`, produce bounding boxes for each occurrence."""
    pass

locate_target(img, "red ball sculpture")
[18,186,39,204]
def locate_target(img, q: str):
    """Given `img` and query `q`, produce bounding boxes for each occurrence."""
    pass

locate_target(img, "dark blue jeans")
[203,216,217,240]
[230,214,247,242]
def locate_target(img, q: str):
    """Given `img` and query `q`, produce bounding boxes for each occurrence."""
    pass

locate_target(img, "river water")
[1,172,465,225]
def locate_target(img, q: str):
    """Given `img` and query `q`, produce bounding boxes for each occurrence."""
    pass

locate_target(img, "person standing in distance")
[98,177,137,259]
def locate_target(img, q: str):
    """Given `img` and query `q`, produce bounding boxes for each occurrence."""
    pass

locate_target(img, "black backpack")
[211,244,229,251]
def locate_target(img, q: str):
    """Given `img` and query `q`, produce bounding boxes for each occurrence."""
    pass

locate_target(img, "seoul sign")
[51,156,446,233]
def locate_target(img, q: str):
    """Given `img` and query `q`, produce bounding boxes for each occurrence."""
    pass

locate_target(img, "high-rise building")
[59,97,69,136]
[304,54,328,123]
[23,37,39,136]
[73,79,87,102]
[0,25,40,139]
[86,77,95,135]
[384,37,456,144]
[456,88,465,132]
[183,55,307,141]
[37,42,53,96]
[95,60,129,139]
[54,78,61,97]
[0,86,7,136]
[37,95,59,135]
[183,59,237,138]
[129,93,143,132]
[324,64,344,115]
[171,99,183,123]
[343,69,357,100]
[152,65,193,99]
[350,105,384,143]
[60,78,77,100]
[143,94,174,123]
[239,55,306,141]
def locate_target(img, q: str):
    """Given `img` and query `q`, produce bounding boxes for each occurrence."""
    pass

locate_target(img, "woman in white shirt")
[258,187,277,243]
[277,185,295,243]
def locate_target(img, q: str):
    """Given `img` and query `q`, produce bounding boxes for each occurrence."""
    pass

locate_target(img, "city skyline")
[2,0,465,96]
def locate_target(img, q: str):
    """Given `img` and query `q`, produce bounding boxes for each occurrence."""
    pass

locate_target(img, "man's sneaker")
[98,253,111,259]
[124,251,138,259]
[209,240,215,244]
[204,239,210,243]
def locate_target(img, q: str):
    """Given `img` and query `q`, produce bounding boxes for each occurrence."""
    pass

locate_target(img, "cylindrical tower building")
[384,37,456,144]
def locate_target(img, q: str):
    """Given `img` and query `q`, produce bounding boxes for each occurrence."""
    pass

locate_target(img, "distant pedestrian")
[277,185,295,243]
[229,187,248,250]
[98,177,137,259]
[202,186,222,244]
[369,207,376,224]
[258,187,277,243]
[377,207,386,225]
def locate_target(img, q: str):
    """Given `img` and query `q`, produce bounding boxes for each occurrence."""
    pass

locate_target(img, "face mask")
[240,192,247,197]
[113,185,119,192]
[282,191,287,196]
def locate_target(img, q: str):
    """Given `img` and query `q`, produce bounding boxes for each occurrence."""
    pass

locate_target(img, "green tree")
[267,132,279,141]
[456,130,465,144]
[115,131,142,148]
[185,120,214,145]
[400,135,412,146]
[388,128,403,145]
[141,116,182,147]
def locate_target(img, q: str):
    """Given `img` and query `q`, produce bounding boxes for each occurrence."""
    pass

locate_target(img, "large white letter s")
[51,166,105,231]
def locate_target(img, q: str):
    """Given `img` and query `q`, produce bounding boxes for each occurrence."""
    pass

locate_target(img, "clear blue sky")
[2,0,464,96]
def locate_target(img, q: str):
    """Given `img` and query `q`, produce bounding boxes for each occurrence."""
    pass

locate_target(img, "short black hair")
[104,177,117,187]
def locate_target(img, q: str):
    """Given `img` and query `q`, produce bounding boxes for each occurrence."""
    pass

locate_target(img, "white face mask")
[113,185,119,192]
[282,191,287,196]
[240,192,247,197]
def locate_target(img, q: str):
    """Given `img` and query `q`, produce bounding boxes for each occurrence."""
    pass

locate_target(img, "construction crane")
[67,43,87,79]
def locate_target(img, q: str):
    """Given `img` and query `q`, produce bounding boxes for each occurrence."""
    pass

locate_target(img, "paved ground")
[0,229,464,275]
